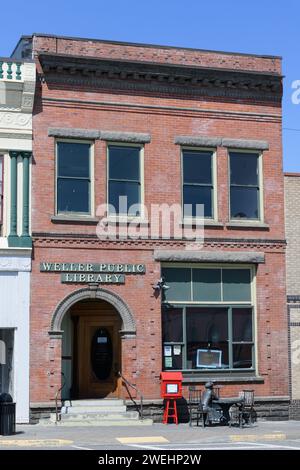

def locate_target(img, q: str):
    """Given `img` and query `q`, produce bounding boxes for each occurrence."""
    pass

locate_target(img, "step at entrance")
[46,399,153,426]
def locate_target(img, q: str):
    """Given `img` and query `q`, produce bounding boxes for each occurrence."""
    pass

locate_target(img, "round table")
[212,397,244,424]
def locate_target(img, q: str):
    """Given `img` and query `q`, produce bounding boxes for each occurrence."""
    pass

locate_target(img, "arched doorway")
[62,299,122,399]
[49,286,136,400]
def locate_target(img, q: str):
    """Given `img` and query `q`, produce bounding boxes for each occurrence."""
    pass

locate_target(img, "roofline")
[0,55,34,63]
[12,33,282,60]
[284,172,300,177]
[10,35,33,58]
[38,51,283,78]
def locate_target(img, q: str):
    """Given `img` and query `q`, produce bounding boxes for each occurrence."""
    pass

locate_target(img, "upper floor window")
[229,152,261,220]
[108,145,142,217]
[182,149,214,219]
[0,156,3,227]
[56,142,91,215]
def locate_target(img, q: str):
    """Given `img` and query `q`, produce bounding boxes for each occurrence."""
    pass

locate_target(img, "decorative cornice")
[38,53,282,103]
[0,131,32,140]
[31,232,286,250]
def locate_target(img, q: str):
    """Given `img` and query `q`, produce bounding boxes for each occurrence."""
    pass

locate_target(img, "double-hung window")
[56,142,91,215]
[108,144,142,217]
[161,266,255,372]
[182,149,214,219]
[229,151,261,220]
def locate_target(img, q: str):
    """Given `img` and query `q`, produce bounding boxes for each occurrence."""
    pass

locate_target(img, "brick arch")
[49,286,136,338]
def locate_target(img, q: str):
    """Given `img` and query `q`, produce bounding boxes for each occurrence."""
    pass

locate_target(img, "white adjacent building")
[0,57,35,422]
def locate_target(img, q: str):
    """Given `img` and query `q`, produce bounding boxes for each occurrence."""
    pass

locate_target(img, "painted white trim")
[0,254,31,271]
[17,154,23,236]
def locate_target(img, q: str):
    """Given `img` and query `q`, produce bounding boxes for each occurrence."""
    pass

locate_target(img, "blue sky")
[1,0,300,171]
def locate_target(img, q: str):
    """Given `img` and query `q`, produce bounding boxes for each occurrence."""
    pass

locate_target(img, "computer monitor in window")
[196,349,222,368]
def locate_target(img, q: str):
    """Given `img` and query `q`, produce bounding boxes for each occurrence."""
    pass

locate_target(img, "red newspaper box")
[160,371,183,399]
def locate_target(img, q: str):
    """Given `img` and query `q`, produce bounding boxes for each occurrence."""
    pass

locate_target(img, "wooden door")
[75,306,121,398]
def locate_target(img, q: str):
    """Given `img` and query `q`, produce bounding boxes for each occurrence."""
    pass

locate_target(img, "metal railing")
[119,372,144,420]
[55,372,66,424]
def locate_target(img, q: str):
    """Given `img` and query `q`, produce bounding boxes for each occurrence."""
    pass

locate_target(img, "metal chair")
[229,389,256,427]
[188,386,206,427]
[213,385,220,400]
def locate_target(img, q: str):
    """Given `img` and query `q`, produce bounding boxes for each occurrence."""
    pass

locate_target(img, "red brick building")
[12,34,288,420]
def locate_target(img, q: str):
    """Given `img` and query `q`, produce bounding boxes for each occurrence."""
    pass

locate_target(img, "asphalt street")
[1,420,300,450]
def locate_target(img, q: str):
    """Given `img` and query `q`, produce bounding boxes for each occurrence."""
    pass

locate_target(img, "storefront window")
[161,267,254,372]
[186,308,229,369]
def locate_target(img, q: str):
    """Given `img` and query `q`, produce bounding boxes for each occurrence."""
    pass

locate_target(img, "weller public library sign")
[40,262,146,284]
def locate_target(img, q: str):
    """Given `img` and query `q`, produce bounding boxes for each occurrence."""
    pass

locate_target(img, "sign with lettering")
[40,262,145,285]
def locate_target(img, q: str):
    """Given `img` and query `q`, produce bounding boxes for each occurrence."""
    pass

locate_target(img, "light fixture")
[153,277,170,293]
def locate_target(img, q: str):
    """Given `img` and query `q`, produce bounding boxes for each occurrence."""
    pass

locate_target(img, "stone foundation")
[289,400,300,420]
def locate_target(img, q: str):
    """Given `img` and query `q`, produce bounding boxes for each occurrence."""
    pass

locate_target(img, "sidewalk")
[1,420,300,449]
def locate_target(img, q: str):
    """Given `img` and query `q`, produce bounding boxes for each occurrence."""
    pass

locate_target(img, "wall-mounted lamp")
[153,277,170,293]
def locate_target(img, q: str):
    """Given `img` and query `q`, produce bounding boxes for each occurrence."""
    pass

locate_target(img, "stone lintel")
[154,250,265,264]
[222,138,269,150]
[174,136,222,147]
[100,131,151,143]
[48,127,100,139]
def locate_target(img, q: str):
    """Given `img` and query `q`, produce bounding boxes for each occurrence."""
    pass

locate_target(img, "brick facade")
[13,34,288,417]
[284,174,300,419]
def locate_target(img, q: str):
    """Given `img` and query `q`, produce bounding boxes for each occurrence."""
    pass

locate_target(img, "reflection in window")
[57,142,91,214]
[230,152,260,219]
[182,150,213,218]
[108,145,141,216]
[162,306,254,371]
[186,308,229,369]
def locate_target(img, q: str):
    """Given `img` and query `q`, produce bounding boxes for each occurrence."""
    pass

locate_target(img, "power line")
[283,127,300,132]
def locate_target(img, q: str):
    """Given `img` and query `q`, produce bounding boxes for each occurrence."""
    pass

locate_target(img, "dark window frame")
[107,143,142,217]
[162,304,255,372]
[161,265,255,373]
[56,140,92,216]
[181,148,215,219]
[229,150,261,220]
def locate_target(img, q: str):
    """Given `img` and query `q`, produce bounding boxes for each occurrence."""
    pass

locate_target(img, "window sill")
[106,218,150,227]
[181,219,224,228]
[182,374,264,384]
[51,215,99,224]
[226,221,269,230]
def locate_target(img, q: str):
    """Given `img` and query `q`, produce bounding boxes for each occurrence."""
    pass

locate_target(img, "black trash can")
[0,393,16,436]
